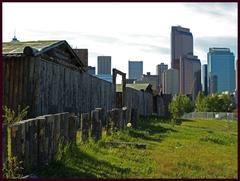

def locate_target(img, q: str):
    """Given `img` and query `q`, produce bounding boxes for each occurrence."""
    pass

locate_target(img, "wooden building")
[3,40,115,118]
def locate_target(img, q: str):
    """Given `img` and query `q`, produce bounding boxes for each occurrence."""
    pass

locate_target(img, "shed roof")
[3,40,85,71]
[116,83,151,92]
[3,40,60,55]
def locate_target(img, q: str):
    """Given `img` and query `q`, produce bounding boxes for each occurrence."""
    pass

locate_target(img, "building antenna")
[14,29,16,38]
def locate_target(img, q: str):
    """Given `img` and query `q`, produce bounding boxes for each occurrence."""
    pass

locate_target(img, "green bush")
[194,92,236,112]
[169,95,193,119]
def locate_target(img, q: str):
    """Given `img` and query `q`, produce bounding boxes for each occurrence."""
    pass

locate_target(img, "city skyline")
[3,3,237,77]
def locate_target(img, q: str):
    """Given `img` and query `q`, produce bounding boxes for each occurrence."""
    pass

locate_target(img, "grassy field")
[35,116,238,179]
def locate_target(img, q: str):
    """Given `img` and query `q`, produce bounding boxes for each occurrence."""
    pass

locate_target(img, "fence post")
[91,109,101,142]
[68,113,77,143]
[106,110,112,136]
[2,124,8,166]
[122,107,128,129]
[131,108,138,128]
[80,113,90,142]
[111,108,122,131]
[53,114,61,156]
[96,107,106,128]
[10,122,25,166]
[37,117,48,166]
[24,119,39,170]
[95,108,104,138]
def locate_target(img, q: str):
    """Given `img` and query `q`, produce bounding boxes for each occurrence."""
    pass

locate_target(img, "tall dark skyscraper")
[97,56,111,75]
[171,26,193,70]
[201,64,208,95]
[179,54,201,100]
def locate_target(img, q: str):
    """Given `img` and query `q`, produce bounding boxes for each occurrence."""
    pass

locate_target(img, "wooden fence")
[125,87,153,117]
[3,56,169,119]
[3,57,115,118]
[2,107,138,174]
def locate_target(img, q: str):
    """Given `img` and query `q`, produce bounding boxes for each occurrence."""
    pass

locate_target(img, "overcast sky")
[3,2,238,77]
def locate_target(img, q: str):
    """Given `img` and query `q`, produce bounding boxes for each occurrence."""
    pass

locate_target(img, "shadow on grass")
[125,116,178,142]
[34,144,131,178]
[179,118,196,122]
[137,120,178,135]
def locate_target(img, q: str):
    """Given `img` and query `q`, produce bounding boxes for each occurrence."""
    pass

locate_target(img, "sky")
[3,2,238,78]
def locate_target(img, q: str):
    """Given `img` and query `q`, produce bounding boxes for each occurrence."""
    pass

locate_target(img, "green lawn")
[35,117,238,179]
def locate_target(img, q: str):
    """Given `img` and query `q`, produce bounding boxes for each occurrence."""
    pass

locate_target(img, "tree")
[195,91,206,112]
[194,93,236,112]
[169,95,193,119]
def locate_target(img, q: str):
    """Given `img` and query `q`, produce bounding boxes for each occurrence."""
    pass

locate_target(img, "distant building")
[135,72,158,91]
[209,74,218,94]
[180,54,201,100]
[162,68,179,96]
[201,64,208,95]
[87,66,95,75]
[73,49,88,69]
[171,26,193,70]
[207,48,235,93]
[97,56,111,75]
[128,61,143,80]
[11,35,20,43]
[156,63,168,90]
[126,79,135,84]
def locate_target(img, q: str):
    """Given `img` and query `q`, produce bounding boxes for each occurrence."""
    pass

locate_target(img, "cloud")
[140,45,170,55]
[183,3,237,22]
[119,41,170,55]
[195,36,237,57]
[80,34,119,44]
[89,52,104,58]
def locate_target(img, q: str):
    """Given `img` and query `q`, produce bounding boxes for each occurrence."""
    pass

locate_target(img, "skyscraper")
[201,64,208,95]
[156,63,168,90]
[73,49,88,69]
[97,56,111,75]
[162,68,179,95]
[128,61,143,80]
[180,54,201,99]
[171,26,193,70]
[207,48,235,93]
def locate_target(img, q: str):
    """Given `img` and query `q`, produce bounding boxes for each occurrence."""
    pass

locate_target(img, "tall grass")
[34,117,237,179]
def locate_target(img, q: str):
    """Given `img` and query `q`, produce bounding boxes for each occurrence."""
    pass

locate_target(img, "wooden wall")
[125,87,153,116]
[3,57,115,118]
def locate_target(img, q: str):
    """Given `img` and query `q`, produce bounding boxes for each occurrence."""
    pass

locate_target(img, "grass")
[34,116,238,179]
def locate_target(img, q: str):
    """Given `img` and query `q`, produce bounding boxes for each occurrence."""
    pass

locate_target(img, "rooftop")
[116,83,151,92]
[3,40,61,55]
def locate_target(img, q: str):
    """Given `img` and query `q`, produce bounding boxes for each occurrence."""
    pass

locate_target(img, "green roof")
[3,40,61,54]
[116,83,151,92]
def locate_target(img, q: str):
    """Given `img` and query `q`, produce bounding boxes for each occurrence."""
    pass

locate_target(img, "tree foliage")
[194,92,236,112]
[169,95,193,119]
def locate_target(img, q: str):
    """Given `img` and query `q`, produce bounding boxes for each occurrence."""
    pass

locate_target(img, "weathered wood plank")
[80,113,90,142]
[2,124,8,165]
[9,59,14,109]
[18,58,23,107]
[68,114,77,142]
[90,109,101,142]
